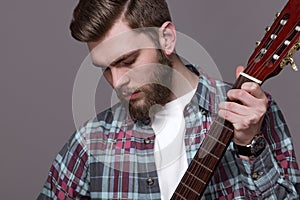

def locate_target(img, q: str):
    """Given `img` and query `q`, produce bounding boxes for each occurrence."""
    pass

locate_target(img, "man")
[38,0,300,199]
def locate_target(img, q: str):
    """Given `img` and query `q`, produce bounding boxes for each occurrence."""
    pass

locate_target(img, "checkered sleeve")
[235,94,300,199]
[37,131,90,200]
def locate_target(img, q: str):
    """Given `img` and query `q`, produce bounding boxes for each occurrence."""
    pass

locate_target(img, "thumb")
[235,66,245,79]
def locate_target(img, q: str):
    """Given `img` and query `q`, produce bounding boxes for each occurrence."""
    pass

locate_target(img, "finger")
[218,108,263,132]
[227,85,268,107]
[235,66,245,80]
[218,101,249,116]
[241,82,266,99]
[218,109,248,130]
[227,89,256,106]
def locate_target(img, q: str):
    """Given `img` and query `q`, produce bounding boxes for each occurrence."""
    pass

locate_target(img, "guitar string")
[246,18,300,79]
[244,16,288,79]
[246,24,300,80]
[244,27,296,79]
[245,14,289,73]
[173,121,230,199]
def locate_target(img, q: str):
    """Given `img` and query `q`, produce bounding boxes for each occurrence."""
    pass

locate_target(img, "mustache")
[116,86,141,97]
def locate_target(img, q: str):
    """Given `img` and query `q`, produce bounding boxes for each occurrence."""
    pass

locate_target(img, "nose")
[110,67,130,89]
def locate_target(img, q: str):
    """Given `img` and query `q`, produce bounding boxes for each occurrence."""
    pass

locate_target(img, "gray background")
[1,0,299,199]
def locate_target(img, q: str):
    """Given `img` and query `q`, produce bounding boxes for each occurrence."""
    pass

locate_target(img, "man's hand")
[218,66,269,146]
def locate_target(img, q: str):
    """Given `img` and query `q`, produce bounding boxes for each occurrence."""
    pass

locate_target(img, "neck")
[169,55,199,100]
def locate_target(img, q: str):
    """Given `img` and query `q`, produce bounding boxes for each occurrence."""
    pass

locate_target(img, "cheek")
[134,72,155,85]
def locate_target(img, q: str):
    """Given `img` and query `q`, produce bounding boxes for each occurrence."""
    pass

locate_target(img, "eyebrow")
[92,49,140,69]
[110,49,140,66]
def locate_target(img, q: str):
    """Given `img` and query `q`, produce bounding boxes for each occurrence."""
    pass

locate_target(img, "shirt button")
[252,172,260,180]
[147,178,154,186]
[185,105,190,110]
[144,138,151,144]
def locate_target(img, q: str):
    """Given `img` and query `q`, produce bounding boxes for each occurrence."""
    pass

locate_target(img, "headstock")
[245,0,300,83]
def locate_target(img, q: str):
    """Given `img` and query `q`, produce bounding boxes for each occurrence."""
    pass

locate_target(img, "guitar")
[171,1,300,199]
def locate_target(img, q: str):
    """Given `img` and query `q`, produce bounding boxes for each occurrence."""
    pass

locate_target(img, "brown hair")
[70,0,172,42]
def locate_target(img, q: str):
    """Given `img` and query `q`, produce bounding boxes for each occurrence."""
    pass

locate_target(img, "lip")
[122,90,142,101]
[129,91,142,101]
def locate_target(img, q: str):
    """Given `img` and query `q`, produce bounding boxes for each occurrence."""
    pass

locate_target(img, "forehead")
[88,21,158,66]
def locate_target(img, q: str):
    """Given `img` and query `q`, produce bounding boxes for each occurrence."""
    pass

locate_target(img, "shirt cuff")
[235,144,281,193]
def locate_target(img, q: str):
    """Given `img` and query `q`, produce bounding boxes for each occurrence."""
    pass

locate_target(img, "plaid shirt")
[38,70,300,200]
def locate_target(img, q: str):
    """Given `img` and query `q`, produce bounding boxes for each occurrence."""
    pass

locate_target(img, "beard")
[128,82,172,121]
[117,50,173,121]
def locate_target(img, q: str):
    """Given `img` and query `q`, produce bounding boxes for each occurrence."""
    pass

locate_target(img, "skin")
[219,66,268,147]
[87,17,269,160]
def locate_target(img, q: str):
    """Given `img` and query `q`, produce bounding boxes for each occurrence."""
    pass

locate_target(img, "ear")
[159,21,176,56]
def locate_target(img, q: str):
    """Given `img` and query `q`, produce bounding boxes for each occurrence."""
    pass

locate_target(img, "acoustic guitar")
[171,1,300,199]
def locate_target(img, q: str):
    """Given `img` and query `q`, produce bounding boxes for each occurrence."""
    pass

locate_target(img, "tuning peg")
[256,41,261,46]
[280,39,300,71]
[289,58,298,71]
[281,57,299,71]
[275,12,280,19]
[290,42,300,71]
[265,26,271,32]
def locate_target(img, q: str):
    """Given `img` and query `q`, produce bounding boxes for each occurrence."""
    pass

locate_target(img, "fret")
[173,190,198,200]
[181,182,201,196]
[182,160,211,183]
[175,182,203,200]
[206,133,226,146]
[198,139,227,159]
[186,170,209,183]
[186,154,218,183]
[172,192,186,200]
[208,118,234,139]
[199,120,233,159]
[192,159,213,173]
[214,119,234,133]
[185,162,212,182]
[178,171,206,199]
[198,146,219,160]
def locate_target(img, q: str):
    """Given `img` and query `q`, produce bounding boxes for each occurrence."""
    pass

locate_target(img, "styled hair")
[70,0,172,42]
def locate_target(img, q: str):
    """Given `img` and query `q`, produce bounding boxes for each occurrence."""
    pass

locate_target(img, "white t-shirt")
[152,89,196,200]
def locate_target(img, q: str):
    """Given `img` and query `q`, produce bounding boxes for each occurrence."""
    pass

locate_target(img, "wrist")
[234,135,266,159]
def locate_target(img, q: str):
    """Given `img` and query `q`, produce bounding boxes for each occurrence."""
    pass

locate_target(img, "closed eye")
[121,57,136,66]
[92,50,139,71]
[111,50,140,67]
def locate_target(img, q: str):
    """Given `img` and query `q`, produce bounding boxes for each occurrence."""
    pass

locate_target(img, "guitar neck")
[171,75,257,199]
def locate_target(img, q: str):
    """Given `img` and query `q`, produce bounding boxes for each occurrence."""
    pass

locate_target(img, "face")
[88,20,173,120]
